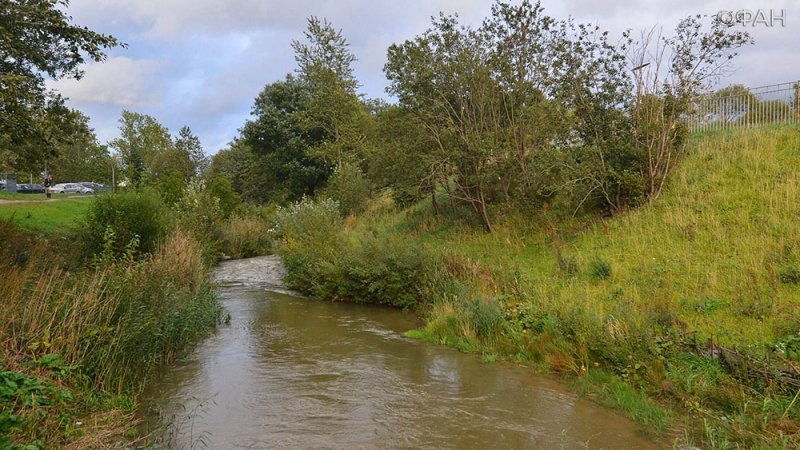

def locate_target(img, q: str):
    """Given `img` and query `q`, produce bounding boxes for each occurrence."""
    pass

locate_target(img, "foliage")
[82,190,171,258]
[239,17,372,205]
[206,139,258,200]
[588,259,612,280]
[273,197,341,244]
[42,109,112,183]
[274,197,431,308]
[175,126,208,177]
[0,225,221,446]
[110,111,176,186]
[240,75,330,202]
[0,0,121,172]
[207,175,242,218]
[174,179,224,263]
[219,214,272,259]
[323,160,371,215]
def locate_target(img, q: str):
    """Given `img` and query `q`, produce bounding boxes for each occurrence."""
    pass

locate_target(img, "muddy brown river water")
[140,256,658,449]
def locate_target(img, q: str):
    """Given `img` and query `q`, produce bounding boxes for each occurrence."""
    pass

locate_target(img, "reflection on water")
[140,257,657,449]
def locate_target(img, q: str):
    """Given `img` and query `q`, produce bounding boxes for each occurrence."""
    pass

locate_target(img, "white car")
[51,183,93,194]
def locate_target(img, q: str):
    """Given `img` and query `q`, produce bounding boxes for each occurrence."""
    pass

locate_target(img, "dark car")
[17,183,45,194]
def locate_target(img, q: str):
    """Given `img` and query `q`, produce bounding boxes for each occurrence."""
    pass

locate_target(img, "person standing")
[44,173,53,199]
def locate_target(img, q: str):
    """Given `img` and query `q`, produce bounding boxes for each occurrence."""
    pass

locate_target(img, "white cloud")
[48,56,163,107]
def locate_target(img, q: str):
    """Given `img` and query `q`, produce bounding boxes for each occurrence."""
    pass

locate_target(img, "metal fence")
[688,81,800,132]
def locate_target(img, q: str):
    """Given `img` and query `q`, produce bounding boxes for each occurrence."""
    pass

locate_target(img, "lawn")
[0,196,93,233]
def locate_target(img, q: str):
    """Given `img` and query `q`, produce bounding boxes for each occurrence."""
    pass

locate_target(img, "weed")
[588,259,612,280]
[779,267,800,284]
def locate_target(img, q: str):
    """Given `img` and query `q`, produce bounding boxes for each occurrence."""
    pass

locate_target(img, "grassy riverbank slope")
[413,124,800,447]
[276,125,800,447]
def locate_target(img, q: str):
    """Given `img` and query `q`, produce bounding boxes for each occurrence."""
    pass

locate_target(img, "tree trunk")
[430,183,439,215]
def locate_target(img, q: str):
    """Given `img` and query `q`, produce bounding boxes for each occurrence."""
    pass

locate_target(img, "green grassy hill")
[390,125,800,446]
[421,125,800,350]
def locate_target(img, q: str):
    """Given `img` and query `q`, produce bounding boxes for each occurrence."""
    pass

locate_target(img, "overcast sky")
[48,0,798,155]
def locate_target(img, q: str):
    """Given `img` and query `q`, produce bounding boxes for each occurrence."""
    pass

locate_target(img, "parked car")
[17,183,45,194]
[79,182,109,193]
[51,182,93,194]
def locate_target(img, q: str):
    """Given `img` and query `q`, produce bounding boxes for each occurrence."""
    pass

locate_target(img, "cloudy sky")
[49,0,798,155]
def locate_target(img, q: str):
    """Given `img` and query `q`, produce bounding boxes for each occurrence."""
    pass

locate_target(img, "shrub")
[463,299,503,339]
[82,189,171,259]
[275,198,431,308]
[207,176,241,218]
[275,198,342,290]
[323,161,371,216]
[589,259,612,280]
[779,267,800,285]
[175,179,225,262]
[220,215,272,259]
[335,232,431,308]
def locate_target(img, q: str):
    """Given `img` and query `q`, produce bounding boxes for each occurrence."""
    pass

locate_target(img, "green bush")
[463,299,503,339]
[220,215,272,258]
[172,179,228,262]
[207,176,241,218]
[779,266,800,284]
[335,233,430,308]
[82,190,171,258]
[324,161,371,215]
[274,197,341,243]
[589,259,612,280]
[275,198,430,309]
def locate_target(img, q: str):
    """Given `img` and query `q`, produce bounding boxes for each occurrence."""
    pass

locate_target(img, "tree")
[385,3,568,232]
[175,126,208,177]
[241,75,330,203]
[110,111,175,186]
[207,138,256,198]
[626,16,751,202]
[48,109,111,182]
[0,0,121,171]
[291,16,370,167]
[239,17,375,205]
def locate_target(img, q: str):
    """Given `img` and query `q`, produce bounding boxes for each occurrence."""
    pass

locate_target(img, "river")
[139,256,658,449]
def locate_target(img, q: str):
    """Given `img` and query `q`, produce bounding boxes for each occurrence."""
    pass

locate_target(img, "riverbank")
[273,125,800,448]
[0,186,273,448]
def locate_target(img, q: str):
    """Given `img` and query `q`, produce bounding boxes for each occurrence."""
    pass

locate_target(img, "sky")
[48,0,799,155]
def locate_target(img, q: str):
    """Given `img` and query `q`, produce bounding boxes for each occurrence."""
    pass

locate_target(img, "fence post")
[795,82,800,122]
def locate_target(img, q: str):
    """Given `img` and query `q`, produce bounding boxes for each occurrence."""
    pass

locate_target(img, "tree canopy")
[0,0,122,172]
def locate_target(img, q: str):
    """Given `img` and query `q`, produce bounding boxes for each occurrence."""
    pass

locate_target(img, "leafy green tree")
[175,125,208,177]
[241,75,329,203]
[625,16,752,205]
[110,111,175,186]
[0,0,121,171]
[207,138,257,198]
[48,110,112,182]
[384,2,557,232]
[291,16,371,167]
[369,104,438,208]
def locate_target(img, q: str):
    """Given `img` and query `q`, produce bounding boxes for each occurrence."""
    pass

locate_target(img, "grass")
[0,196,93,233]
[418,125,800,352]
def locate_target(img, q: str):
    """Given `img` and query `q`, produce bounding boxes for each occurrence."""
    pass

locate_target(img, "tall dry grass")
[219,215,272,259]
[0,229,221,393]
